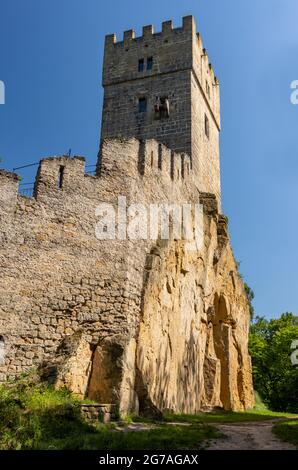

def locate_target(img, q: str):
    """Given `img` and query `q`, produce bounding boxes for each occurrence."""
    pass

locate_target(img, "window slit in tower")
[147,57,153,70]
[138,97,147,113]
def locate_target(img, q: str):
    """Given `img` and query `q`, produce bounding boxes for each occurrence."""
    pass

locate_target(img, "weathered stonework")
[0,16,254,415]
[101,15,221,206]
[80,404,118,424]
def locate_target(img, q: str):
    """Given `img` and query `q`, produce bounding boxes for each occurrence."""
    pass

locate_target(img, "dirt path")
[207,420,296,450]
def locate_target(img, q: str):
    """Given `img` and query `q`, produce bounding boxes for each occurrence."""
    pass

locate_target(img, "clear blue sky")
[0,0,297,319]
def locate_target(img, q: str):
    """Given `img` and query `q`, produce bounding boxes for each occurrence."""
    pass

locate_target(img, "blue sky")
[0,0,297,318]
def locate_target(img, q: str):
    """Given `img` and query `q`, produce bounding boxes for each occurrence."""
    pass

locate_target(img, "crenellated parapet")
[0,156,93,213]
[0,170,20,215]
[103,15,220,127]
[99,138,192,184]
[0,138,193,213]
[193,33,220,128]
[34,155,86,200]
[0,17,254,414]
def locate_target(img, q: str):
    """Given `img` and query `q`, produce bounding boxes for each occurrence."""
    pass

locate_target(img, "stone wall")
[101,16,221,207]
[0,138,254,414]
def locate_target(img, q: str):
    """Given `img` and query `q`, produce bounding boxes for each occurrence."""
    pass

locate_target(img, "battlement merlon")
[0,170,20,214]
[102,15,220,128]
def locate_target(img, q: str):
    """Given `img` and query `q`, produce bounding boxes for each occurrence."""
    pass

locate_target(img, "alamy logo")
[290,80,298,105]
[0,80,5,105]
[95,196,204,251]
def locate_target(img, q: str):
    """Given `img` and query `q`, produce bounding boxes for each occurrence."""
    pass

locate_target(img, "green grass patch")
[253,391,269,411]
[272,421,298,448]
[163,409,298,425]
[0,373,220,450]
[3,372,296,450]
[42,423,220,451]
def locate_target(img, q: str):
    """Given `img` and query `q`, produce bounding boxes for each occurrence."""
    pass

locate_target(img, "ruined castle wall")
[0,139,205,411]
[0,138,253,414]
[101,70,192,156]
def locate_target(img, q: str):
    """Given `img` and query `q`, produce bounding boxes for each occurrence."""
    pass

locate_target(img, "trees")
[249,313,298,412]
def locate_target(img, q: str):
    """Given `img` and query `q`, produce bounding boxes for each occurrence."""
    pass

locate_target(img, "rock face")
[0,138,254,415]
[135,203,254,413]
[0,16,255,414]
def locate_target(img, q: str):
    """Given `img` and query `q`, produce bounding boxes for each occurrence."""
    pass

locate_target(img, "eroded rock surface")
[0,138,254,416]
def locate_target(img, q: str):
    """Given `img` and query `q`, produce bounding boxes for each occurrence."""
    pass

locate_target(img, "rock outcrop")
[0,138,254,415]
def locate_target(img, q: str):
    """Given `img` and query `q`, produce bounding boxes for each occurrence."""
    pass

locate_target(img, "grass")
[0,372,219,450]
[272,421,298,448]
[41,423,220,451]
[163,392,297,424]
[1,375,297,450]
[0,372,94,450]
[163,409,298,425]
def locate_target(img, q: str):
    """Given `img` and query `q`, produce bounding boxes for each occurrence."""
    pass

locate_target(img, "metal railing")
[13,163,39,172]
[14,163,97,197]
[86,165,97,176]
[19,183,34,198]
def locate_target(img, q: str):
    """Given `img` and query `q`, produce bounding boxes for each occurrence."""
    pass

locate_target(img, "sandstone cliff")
[0,138,254,415]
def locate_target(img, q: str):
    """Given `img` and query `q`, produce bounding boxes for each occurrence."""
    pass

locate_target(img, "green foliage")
[46,423,219,451]
[244,283,255,319]
[163,408,297,424]
[0,371,95,450]
[0,372,219,450]
[1,371,296,450]
[249,313,298,412]
[272,421,298,447]
[233,259,255,319]
[253,391,268,411]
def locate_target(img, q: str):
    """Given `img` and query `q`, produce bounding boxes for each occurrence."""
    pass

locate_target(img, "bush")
[0,371,95,449]
[249,313,298,412]
[0,372,219,450]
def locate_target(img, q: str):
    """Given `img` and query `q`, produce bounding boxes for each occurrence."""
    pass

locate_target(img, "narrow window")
[58,166,65,189]
[138,97,147,113]
[158,143,162,170]
[138,58,144,72]
[150,151,154,167]
[205,114,210,139]
[154,96,170,119]
[147,57,153,70]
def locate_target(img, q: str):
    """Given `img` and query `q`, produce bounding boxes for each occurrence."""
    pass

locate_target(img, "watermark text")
[0,80,5,105]
[290,80,298,104]
[95,196,204,251]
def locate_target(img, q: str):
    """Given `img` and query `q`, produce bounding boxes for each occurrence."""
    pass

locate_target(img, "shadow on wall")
[134,239,207,415]
[87,337,125,404]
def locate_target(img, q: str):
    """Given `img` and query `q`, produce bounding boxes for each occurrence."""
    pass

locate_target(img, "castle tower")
[100,15,221,206]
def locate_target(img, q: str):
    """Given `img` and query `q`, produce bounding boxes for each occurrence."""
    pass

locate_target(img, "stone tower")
[101,16,221,206]
[0,16,254,416]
